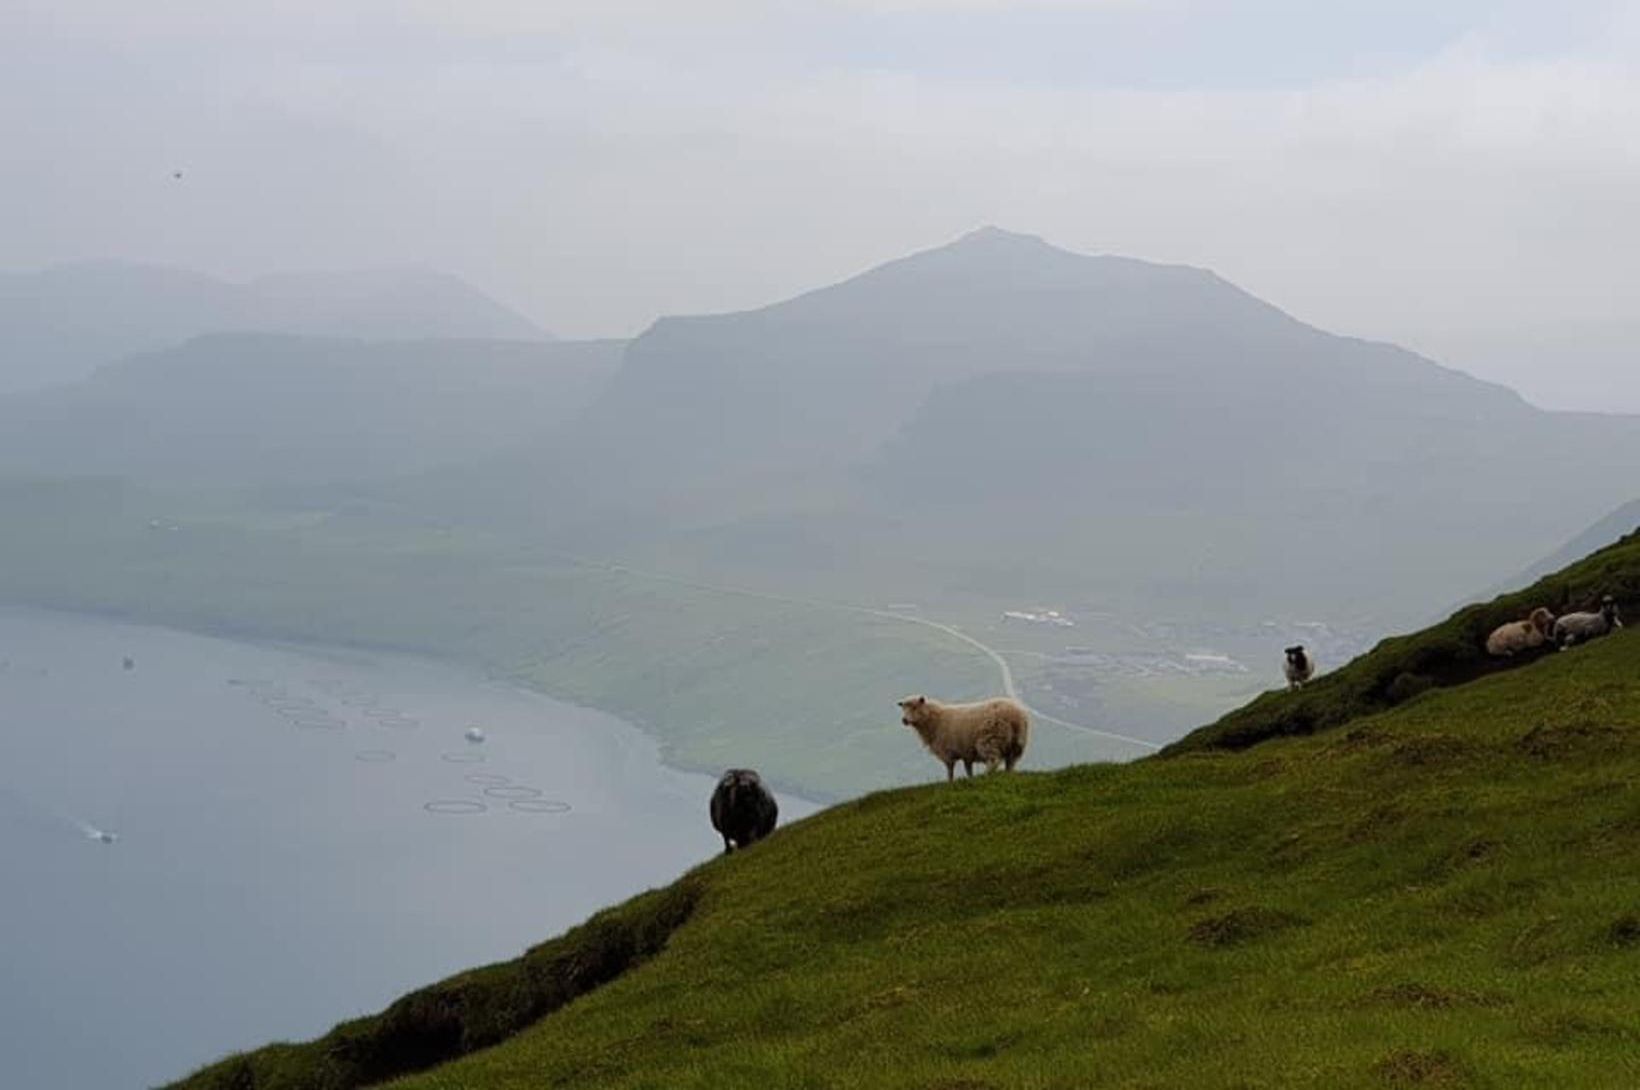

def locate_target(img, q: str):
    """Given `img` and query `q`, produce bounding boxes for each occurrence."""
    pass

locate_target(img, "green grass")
[167,600,1640,1088]
[1166,529,1640,756]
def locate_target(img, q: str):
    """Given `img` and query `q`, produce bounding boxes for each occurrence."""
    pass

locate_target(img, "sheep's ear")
[912,695,927,708]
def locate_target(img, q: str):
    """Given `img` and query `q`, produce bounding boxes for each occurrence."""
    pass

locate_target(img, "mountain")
[0,334,621,486]
[163,537,1640,1089]
[572,225,1526,492]
[0,262,550,392]
[549,227,1640,626]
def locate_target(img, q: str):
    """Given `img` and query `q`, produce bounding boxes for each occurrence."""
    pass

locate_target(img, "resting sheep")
[1553,596,1622,650]
[709,769,778,854]
[898,695,1029,782]
[1283,646,1315,691]
[1485,607,1555,658]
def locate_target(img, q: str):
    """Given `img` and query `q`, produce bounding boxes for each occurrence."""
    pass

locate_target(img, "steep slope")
[0,262,549,392]
[1168,529,1639,755]
[0,334,621,486]
[167,613,1640,1089]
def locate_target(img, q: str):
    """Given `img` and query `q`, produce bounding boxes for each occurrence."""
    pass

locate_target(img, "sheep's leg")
[1004,754,1018,772]
[945,761,955,782]
[962,758,974,777]
[723,836,735,855]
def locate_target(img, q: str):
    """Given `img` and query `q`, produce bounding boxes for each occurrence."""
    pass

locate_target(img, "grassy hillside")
[168,582,1640,1088]
[1167,529,1639,756]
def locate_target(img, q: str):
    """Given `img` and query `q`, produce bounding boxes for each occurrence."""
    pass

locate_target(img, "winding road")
[567,555,1161,753]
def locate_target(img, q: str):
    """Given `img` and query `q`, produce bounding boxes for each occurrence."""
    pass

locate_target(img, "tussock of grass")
[1185,904,1306,947]
[1372,1048,1469,1087]
[1166,530,1640,756]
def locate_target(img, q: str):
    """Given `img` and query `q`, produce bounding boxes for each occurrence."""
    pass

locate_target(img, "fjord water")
[0,609,807,1089]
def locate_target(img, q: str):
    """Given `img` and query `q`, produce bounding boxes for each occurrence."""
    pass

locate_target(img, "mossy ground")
[172,621,1640,1089]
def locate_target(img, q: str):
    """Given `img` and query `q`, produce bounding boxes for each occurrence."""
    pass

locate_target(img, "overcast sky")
[5,1,1639,410]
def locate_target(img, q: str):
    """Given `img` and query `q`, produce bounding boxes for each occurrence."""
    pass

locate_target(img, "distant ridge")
[0,262,551,391]
[0,333,620,485]
[1512,497,1640,586]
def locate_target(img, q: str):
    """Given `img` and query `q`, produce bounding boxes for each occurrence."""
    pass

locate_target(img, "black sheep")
[709,769,778,854]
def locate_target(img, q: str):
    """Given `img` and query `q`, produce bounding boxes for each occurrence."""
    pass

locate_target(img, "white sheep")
[1553,596,1622,650]
[1485,607,1556,658]
[1283,645,1315,691]
[898,696,1029,782]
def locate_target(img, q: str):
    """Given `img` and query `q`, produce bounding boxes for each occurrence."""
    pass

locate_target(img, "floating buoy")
[80,823,118,845]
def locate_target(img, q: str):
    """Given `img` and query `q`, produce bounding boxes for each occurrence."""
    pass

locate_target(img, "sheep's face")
[1284,646,1306,666]
[898,695,928,729]
[1604,598,1622,623]
[1529,607,1555,634]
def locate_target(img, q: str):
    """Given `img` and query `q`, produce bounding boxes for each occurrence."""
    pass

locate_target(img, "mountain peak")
[951,224,1052,248]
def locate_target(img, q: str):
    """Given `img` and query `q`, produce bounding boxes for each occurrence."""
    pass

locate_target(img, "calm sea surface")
[0,609,812,1089]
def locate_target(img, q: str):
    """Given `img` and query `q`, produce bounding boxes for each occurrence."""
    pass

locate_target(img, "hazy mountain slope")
[0,335,620,486]
[851,369,1640,619]
[0,262,550,392]
[165,538,1640,1089]
[569,226,1528,499]
[1510,498,1640,588]
[552,228,1640,626]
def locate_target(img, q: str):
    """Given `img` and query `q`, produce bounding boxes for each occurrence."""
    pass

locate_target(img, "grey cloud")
[4,2,1640,409]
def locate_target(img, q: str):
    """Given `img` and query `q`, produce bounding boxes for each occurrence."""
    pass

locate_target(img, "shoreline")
[0,599,834,808]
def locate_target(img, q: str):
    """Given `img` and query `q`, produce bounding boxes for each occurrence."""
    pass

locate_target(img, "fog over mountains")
[545,228,1640,622]
[3,227,1637,629]
[0,334,619,486]
[0,262,550,392]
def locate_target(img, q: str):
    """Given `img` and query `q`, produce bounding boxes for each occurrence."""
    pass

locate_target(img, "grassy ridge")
[166,616,1640,1088]
[1165,529,1640,756]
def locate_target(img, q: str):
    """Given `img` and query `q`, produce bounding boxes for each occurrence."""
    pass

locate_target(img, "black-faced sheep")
[898,695,1029,782]
[1553,596,1622,650]
[709,768,778,854]
[1283,646,1315,691]
[1486,607,1556,657]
